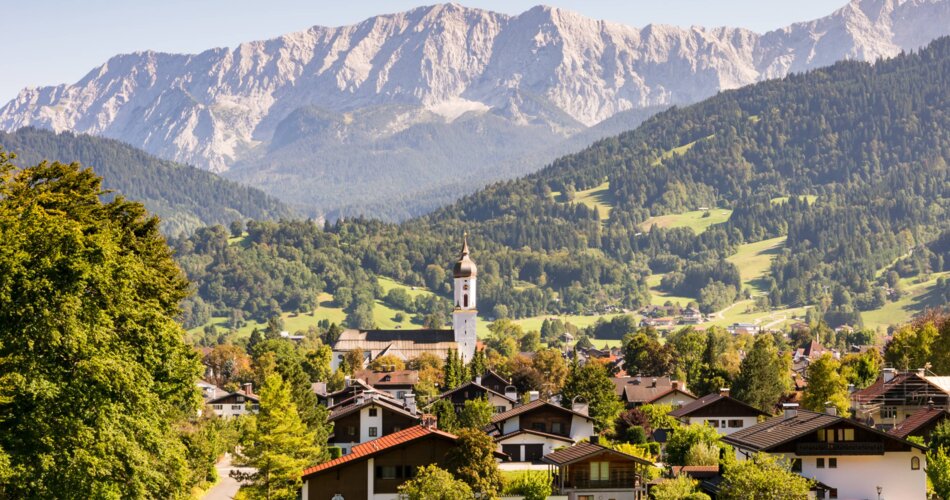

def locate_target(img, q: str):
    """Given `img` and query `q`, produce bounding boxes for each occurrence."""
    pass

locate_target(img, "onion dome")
[452,233,477,278]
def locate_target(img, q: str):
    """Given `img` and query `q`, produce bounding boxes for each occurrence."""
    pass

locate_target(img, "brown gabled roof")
[611,376,694,404]
[668,393,769,418]
[890,407,950,439]
[329,395,419,421]
[723,409,927,452]
[494,429,576,443]
[435,380,516,403]
[302,425,458,477]
[490,399,590,424]
[542,442,653,467]
[353,369,419,387]
[206,390,259,405]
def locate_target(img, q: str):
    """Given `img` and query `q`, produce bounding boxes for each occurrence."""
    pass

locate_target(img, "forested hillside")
[174,38,950,331]
[0,128,294,235]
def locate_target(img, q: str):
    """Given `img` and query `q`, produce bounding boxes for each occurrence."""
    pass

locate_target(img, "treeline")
[0,127,294,236]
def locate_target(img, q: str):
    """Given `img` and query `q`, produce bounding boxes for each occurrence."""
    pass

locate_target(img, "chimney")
[421,413,438,430]
[572,397,589,416]
[672,381,680,391]
[651,378,657,388]
[505,385,518,400]
[475,376,482,386]
[917,368,927,377]
[783,403,799,420]
[590,435,600,445]
[634,376,641,385]
[719,388,730,397]
[243,382,253,395]
[824,403,837,416]
[403,393,417,415]
[928,399,935,410]
[528,391,540,402]
[883,368,896,383]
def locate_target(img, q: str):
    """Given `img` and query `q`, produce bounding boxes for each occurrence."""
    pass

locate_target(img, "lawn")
[644,274,696,307]
[641,208,733,235]
[862,272,949,331]
[726,236,786,294]
[477,312,630,338]
[573,180,614,220]
[650,134,715,166]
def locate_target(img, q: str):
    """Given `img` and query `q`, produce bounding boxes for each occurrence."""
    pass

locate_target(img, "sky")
[0,0,842,102]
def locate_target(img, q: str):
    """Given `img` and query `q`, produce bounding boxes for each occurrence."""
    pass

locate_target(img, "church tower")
[452,233,477,363]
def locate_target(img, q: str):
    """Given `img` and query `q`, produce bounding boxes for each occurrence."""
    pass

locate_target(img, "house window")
[237,396,245,403]
[495,406,506,413]
[251,404,260,411]
[212,404,223,410]
[728,419,744,428]
[590,462,609,481]
[231,405,242,410]
[912,456,921,470]
[552,422,563,434]
[396,391,406,399]
[817,458,825,469]
[791,459,802,473]
[463,294,469,308]
[708,420,720,428]
[393,426,401,432]
[376,465,398,479]
[348,426,356,436]
[369,427,378,437]
[369,408,378,417]
[828,458,837,469]
[532,422,546,432]
[882,407,897,419]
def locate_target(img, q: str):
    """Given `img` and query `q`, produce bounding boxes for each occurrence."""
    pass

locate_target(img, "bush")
[504,471,552,500]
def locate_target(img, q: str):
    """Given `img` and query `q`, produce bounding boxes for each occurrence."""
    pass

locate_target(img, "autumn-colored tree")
[802,354,850,416]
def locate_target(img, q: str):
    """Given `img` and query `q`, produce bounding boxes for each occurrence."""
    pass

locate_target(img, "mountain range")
[3,0,950,219]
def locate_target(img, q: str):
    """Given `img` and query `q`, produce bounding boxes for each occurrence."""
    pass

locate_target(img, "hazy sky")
[1,0,843,102]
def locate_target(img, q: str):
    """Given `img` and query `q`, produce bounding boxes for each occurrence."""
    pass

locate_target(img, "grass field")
[862,272,949,331]
[573,181,614,220]
[651,134,715,166]
[644,274,695,307]
[641,208,733,235]
[726,236,786,294]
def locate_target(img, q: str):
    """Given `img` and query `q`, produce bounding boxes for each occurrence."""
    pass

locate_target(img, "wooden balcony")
[796,442,885,455]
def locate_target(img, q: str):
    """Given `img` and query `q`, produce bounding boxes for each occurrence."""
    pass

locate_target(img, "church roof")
[453,233,477,278]
[333,328,459,359]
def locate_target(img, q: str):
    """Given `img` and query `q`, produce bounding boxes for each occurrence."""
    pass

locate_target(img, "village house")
[611,376,695,408]
[723,404,928,500]
[889,403,950,442]
[331,236,479,370]
[543,439,653,500]
[205,382,259,418]
[851,368,950,429]
[487,398,595,463]
[727,322,760,335]
[431,377,518,414]
[667,389,769,436]
[301,420,504,500]
[351,369,419,400]
[478,369,514,395]
[327,391,420,455]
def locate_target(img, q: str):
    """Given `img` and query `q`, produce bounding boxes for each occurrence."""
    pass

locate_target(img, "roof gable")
[490,399,590,424]
[302,425,458,477]
[542,442,653,466]
[669,393,768,418]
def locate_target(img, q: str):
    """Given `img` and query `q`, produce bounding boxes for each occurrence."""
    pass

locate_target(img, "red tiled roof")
[890,407,950,439]
[302,425,457,477]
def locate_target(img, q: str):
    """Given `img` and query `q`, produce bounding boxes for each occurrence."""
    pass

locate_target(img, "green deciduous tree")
[561,359,624,433]
[665,424,721,466]
[651,475,710,500]
[732,335,788,412]
[927,446,950,500]
[0,157,203,497]
[236,373,321,500]
[802,354,850,416]
[398,465,473,500]
[458,398,494,429]
[718,453,812,499]
[447,428,502,498]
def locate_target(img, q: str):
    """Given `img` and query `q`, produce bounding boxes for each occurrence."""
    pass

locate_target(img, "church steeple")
[453,232,477,278]
[452,232,477,363]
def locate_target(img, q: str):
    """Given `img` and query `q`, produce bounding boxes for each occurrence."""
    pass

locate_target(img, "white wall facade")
[209,400,257,418]
[686,416,759,436]
[753,451,927,500]
[569,415,595,441]
[495,433,574,459]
